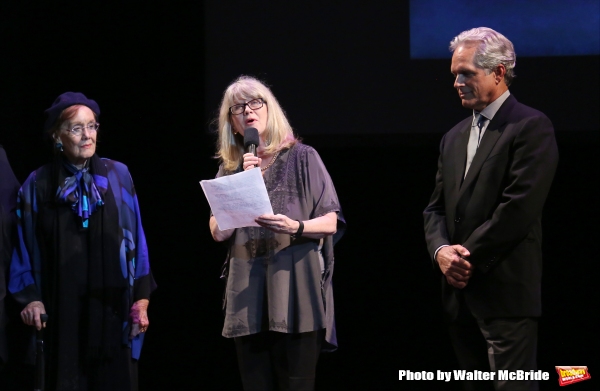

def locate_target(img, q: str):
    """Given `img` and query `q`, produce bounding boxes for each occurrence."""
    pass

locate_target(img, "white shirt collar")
[474,90,511,121]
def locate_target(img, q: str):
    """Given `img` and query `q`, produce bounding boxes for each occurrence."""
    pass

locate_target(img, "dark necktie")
[476,114,486,147]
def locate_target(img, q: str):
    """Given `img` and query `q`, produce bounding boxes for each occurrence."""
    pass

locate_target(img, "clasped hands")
[436,245,474,289]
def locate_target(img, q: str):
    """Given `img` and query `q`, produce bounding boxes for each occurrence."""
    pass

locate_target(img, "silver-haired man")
[424,27,559,390]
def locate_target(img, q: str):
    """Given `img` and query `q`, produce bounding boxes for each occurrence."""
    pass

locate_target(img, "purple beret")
[43,92,100,132]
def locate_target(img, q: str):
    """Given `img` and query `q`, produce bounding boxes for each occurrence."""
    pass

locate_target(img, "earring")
[55,142,63,151]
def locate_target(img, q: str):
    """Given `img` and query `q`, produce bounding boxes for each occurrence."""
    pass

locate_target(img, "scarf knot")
[56,161,107,228]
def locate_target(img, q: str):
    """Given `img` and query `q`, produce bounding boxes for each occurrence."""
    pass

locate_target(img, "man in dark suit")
[423,27,558,390]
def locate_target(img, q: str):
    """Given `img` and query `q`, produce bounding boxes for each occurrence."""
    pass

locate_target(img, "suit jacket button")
[454,217,461,223]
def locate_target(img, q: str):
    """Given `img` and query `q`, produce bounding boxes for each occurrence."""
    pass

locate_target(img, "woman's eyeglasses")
[63,123,100,137]
[229,98,265,115]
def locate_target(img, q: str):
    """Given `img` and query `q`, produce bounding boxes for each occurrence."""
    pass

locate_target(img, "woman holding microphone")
[210,76,345,391]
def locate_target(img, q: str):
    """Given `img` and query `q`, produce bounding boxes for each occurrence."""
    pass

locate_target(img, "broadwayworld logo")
[555,366,591,386]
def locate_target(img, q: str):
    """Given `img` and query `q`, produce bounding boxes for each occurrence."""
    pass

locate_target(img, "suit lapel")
[459,125,503,193]
[458,95,515,196]
[454,122,471,190]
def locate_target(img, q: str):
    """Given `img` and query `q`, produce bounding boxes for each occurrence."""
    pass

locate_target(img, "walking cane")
[34,314,48,391]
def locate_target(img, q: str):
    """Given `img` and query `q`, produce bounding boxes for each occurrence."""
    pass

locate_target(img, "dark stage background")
[1,2,598,390]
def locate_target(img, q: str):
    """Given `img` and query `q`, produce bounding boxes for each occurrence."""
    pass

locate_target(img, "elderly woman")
[8,92,156,390]
[210,76,345,391]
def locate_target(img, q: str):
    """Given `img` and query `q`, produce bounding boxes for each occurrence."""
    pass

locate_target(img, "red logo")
[555,366,591,386]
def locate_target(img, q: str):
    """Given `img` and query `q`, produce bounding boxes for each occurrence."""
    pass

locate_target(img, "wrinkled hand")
[21,301,46,331]
[129,299,150,339]
[436,245,473,289]
[255,214,299,235]
[242,153,262,171]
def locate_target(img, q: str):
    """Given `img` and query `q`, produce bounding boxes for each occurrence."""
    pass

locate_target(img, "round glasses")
[63,122,100,137]
[229,98,265,115]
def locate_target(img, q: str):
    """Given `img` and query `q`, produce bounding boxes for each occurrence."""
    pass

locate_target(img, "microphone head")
[243,127,260,148]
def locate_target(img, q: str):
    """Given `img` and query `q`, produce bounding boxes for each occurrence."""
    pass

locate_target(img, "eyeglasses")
[229,98,265,115]
[63,122,100,137]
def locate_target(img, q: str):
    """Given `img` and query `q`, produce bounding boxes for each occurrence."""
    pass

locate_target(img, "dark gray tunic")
[218,143,344,350]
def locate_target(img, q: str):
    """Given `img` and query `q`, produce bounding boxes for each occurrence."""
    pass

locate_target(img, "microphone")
[243,127,259,168]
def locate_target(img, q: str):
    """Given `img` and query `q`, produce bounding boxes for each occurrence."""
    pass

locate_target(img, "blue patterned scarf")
[55,160,107,228]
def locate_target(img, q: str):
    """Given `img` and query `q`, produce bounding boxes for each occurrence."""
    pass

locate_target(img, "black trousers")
[234,329,324,391]
[449,305,539,391]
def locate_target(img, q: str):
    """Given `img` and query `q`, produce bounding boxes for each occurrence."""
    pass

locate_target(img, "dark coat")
[0,145,20,363]
[424,95,559,319]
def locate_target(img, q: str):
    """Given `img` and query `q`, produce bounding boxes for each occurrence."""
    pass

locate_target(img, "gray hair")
[450,27,516,86]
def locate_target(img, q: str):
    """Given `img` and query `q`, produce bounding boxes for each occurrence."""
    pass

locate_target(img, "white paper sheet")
[200,168,273,230]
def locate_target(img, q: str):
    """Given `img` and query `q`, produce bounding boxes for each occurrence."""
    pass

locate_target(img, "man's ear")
[494,64,506,84]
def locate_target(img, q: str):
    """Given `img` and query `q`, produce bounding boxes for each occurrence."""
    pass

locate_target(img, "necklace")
[261,150,281,172]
